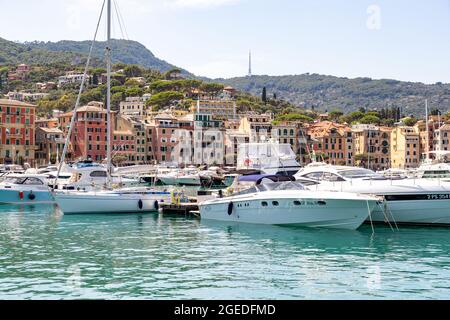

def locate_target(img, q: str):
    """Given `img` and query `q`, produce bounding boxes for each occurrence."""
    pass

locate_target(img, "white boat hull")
[54,191,159,214]
[200,191,377,230]
[307,182,450,226]
[372,197,450,225]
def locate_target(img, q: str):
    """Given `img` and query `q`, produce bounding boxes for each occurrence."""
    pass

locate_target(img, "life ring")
[28,192,36,201]
[244,158,252,166]
[138,199,143,210]
[228,202,234,215]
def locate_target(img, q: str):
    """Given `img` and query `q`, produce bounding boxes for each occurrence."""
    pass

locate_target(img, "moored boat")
[199,176,378,230]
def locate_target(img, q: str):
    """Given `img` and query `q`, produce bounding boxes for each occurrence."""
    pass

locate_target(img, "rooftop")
[0,99,36,107]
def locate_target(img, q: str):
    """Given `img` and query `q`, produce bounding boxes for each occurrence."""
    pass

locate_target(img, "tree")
[200,83,224,98]
[329,109,344,121]
[403,117,418,127]
[262,87,267,104]
[359,115,380,125]
[164,68,183,80]
[274,113,314,123]
[92,73,99,86]
[145,91,184,110]
[123,65,143,78]
[430,108,441,116]
[0,67,9,91]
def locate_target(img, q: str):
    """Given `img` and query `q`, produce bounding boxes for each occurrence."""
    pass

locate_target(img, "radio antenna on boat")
[53,0,106,192]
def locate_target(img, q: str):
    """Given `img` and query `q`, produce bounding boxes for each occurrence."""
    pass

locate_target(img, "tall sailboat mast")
[425,99,430,161]
[106,0,112,187]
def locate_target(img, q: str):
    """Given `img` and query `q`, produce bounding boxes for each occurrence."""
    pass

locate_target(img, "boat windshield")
[3,177,44,185]
[3,177,27,184]
[338,169,385,180]
[233,181,306,196]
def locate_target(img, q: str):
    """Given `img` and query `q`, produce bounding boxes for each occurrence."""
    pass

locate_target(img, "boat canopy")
[238,174,295,184]
[233,181,306,196]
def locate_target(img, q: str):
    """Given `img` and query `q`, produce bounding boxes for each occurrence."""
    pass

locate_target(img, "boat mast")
[438,110,442,160]
[106,0,112,187]
[425,99,430,161]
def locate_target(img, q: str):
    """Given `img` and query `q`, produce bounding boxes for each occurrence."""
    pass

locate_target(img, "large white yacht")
[237,142,302,175]
[295,164,450,226]
[199,175,379,230]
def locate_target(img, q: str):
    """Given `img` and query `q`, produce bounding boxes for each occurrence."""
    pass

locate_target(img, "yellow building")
[390,126,421,169]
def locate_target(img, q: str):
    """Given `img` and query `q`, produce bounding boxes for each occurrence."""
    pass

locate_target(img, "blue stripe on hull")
[0,189,54,205]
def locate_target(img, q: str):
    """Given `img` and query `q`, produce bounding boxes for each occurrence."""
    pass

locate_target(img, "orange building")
[308,121,353,165]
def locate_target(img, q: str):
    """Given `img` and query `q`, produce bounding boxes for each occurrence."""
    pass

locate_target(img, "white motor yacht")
[199,175,378,230]
[0,174,54,205]
[237,142,302,175]
[296,164,450,226]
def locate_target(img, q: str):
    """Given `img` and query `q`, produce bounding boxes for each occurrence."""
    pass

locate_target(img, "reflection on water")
[0,205,449,299]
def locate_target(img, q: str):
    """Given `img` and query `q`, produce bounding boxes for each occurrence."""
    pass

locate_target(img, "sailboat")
[53,0,164,214]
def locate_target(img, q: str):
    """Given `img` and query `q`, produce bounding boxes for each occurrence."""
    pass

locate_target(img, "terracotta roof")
[0,99,36,107]
[308,121,350,137]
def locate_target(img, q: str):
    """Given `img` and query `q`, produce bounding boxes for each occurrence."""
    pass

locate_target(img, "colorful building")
[35,127,65,166]
[58,102,113,162]
[0,99,36,165]
[390,126,421,169]
[352,124,392,170]
[308,121,353,166]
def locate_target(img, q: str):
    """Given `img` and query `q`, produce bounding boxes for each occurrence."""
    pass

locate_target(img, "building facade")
[390,126,421,169]
[308,121,353,166]
[0,99,36,165]
[352,124,391,170]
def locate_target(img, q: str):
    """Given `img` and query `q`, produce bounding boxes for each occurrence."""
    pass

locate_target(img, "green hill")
[220,74,450,116]
[0,37,190,75]
[2,36,449,116]
[0,37,93,66]
[25,39,191,75]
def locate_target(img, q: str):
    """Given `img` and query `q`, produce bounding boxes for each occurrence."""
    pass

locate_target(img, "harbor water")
[0,204,449,299]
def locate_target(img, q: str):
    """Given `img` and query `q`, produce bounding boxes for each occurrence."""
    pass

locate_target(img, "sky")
[0,0,449,83]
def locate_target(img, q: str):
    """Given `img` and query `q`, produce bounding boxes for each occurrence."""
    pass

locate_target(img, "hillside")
[0,37,95,66]
[0,37,190,75]
[2,36,449,116]
[25,39,192,76]
[220,74,450,116]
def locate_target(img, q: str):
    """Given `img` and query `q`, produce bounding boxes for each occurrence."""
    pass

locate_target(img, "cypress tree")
[93,73,99,86]
[262,87,267,104]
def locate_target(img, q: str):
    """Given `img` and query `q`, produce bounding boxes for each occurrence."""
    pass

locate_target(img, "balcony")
[6,134,22,139]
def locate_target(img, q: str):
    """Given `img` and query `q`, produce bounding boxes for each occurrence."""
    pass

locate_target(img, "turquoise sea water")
[0,204,449,300]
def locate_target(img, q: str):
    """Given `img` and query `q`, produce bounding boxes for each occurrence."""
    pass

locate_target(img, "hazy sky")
[0,0,449,83]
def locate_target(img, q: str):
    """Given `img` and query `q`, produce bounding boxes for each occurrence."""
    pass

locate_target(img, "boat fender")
[28,192,36,201]
[19,191,24,200]
[228,202,234,215]
[154,201,159,211]
[138,199,144,210]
